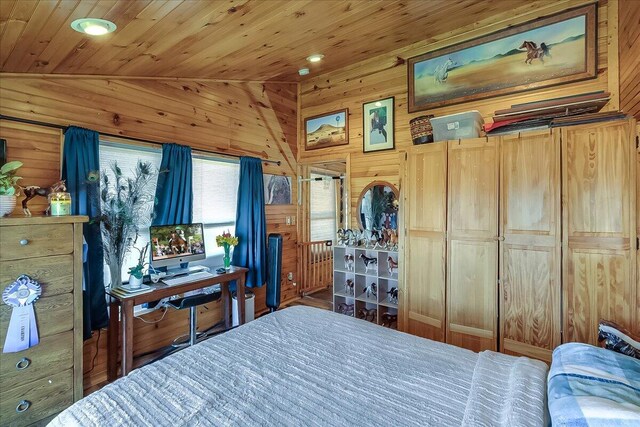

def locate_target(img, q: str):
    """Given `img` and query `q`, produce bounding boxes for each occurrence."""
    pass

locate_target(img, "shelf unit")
[333,245,399,329]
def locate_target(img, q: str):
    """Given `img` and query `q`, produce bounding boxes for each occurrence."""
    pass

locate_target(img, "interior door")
[401,142,447,341]
[500,130,561,362]
[562,120,637,345]
[447,137,498,352]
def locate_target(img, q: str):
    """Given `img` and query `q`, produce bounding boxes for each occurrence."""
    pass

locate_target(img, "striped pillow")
[598,320,640,359]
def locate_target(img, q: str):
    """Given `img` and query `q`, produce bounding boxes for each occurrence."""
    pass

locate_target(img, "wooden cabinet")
[562,120,637,345]
[401,119,637,360]
[447,138,498,352]
[499,131,561,362]
[401,142,447,341]
[0,216,86,427]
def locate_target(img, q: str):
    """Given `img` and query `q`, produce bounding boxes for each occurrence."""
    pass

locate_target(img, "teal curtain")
[61,126,108,340]
[232,157,267,288]
[152,143,193,226]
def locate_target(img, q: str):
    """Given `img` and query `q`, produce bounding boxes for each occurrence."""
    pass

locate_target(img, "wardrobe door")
[563,120,637,345]
[402,142,447,341]
[500,131,561,362]
[447,137,498,352]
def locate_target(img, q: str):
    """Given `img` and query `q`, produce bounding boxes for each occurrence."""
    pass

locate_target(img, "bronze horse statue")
[22,180,66,216]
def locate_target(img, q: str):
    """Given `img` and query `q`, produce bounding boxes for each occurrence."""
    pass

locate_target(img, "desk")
[107,266,248,380]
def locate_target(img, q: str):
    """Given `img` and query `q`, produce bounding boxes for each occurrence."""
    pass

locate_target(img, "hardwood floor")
[283,287,333,311]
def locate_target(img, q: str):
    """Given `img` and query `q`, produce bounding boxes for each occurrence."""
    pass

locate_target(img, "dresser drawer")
[0,331,74,390]
[0,224,74,261]
[0,368,73,427]
[0,293,74,345]
[0,255,74,297]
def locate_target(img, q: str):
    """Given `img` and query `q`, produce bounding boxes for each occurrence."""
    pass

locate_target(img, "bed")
[548,342,640,426]
[50,306,548,426]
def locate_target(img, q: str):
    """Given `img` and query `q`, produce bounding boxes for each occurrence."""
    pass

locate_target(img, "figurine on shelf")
[381,312,398,329]
[337,302,354,316]
[387,287,398,304]
[21,179,66,216]
[357,308,376,323]
[363,282,377,298]
[386,229,398,251]
[387,256,398,274]
[359,253,377,272]
[344,279,354,296]
[344,254,354,271]
[337,228,348,246]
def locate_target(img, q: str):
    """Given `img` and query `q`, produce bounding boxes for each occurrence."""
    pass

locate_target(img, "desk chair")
[167,288,221,347]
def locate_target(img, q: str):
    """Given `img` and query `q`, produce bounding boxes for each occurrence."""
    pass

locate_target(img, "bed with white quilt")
[50,306,548,427]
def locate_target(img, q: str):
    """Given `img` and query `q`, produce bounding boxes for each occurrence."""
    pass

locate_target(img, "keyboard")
[162,271,215,286]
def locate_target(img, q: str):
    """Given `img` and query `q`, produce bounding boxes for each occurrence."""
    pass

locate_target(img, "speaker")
[266,233,283,312]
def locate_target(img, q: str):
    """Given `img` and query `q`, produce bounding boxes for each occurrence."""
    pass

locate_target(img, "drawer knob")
[19,239,29,246]
[16,400,31,413]
[16,357,31,370]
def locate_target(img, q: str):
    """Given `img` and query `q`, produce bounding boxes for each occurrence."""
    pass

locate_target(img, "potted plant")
[216,231,239,270]
[0,160,23,217]
[128,243,149,289]
[96,161,156,289]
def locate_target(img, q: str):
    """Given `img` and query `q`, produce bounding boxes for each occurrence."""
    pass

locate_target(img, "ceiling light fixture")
[298,68,310,76]
[71,18,117,36]
[306,54,324,63]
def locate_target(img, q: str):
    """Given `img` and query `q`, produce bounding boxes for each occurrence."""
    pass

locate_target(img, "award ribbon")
[2,275,41,353]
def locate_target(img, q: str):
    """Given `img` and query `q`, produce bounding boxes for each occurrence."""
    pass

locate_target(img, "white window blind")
[310,173,337,242]
[99,141,162,282]
[192,156,239,256]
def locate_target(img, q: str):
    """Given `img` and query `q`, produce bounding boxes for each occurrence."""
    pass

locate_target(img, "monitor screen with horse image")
[149,223,206,268]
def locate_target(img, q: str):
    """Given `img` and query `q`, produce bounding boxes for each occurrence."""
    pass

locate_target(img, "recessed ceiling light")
[298,68,310,76]
[306,54,324,63]
[71,18,117,36]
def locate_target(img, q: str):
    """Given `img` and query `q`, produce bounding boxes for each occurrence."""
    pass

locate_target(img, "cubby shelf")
[333,245,399,330]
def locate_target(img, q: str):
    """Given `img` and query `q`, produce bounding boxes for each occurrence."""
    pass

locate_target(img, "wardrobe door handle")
[19,239,29,246]
[16,400,31,413]
[16,357,31,370]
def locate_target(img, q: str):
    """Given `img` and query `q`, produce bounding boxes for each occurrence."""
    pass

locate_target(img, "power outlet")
[285,216,291,225]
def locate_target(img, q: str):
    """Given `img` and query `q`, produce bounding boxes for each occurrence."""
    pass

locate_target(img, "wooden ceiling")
[1,0,544,81]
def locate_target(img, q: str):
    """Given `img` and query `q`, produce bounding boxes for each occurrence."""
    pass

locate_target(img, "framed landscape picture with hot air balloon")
[407,4,596,112]
[304,109,349,150]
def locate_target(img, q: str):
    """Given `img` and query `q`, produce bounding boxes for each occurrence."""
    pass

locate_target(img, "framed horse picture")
[407,4,597,112]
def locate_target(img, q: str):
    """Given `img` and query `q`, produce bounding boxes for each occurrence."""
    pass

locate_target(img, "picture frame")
[263,174,292,205]
[304,109,349,151]
[407,4,597,112]
[363,97,394,153]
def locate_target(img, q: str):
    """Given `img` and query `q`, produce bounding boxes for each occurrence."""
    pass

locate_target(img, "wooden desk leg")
[121,300,134,376]
[222,282,231,329]
[238,275,246,325]
[107,300,119,382]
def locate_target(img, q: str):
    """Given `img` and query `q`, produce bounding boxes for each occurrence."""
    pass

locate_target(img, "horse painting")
[519,41,551,64]
[434,58,455,84]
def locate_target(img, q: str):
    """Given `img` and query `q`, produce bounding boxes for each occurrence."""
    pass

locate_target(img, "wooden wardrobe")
[401,119,637,362]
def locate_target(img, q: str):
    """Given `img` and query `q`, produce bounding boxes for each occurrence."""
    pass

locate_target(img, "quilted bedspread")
[50,306,548,426]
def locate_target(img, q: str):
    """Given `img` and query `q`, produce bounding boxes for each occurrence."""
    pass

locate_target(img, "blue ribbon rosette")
[2,275,41,353]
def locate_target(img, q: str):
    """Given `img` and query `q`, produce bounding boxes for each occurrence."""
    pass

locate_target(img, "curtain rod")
[0,114,282,166]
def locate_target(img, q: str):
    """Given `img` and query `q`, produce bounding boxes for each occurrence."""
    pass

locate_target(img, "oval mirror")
[357,181,398,231]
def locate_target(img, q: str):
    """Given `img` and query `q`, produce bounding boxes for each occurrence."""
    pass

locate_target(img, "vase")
[107,260,123,289]
[223,245,231,270]
[128,274,143,289]
[0,195,16,217]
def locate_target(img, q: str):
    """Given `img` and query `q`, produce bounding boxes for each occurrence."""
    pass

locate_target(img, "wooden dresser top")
[0,215,88,226]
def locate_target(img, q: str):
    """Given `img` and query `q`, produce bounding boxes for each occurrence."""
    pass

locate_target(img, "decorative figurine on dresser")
[332,181,400,327]
[0,215,87,426]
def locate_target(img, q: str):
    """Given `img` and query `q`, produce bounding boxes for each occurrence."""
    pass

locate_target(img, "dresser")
[0,216,86,426]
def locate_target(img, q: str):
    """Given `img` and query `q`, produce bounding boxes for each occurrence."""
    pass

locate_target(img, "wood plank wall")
[299,0,617,227]
[619,0,640,119]
[0,77,299,393]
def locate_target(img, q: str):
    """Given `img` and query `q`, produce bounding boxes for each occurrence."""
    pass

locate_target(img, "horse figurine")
[21,180,66,217]
[434,58,456,84]
[519,41,550,64]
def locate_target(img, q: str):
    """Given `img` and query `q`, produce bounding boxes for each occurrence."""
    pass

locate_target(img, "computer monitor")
[149,223,206,269]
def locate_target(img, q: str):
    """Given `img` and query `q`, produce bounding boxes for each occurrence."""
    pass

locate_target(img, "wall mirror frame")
[357,181,399,232]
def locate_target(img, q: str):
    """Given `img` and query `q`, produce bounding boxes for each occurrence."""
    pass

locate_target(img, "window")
[309,172,338,242]
[99,140,239,282]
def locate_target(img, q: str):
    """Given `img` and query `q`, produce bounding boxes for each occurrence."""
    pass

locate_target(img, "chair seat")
[168,290,221,310]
